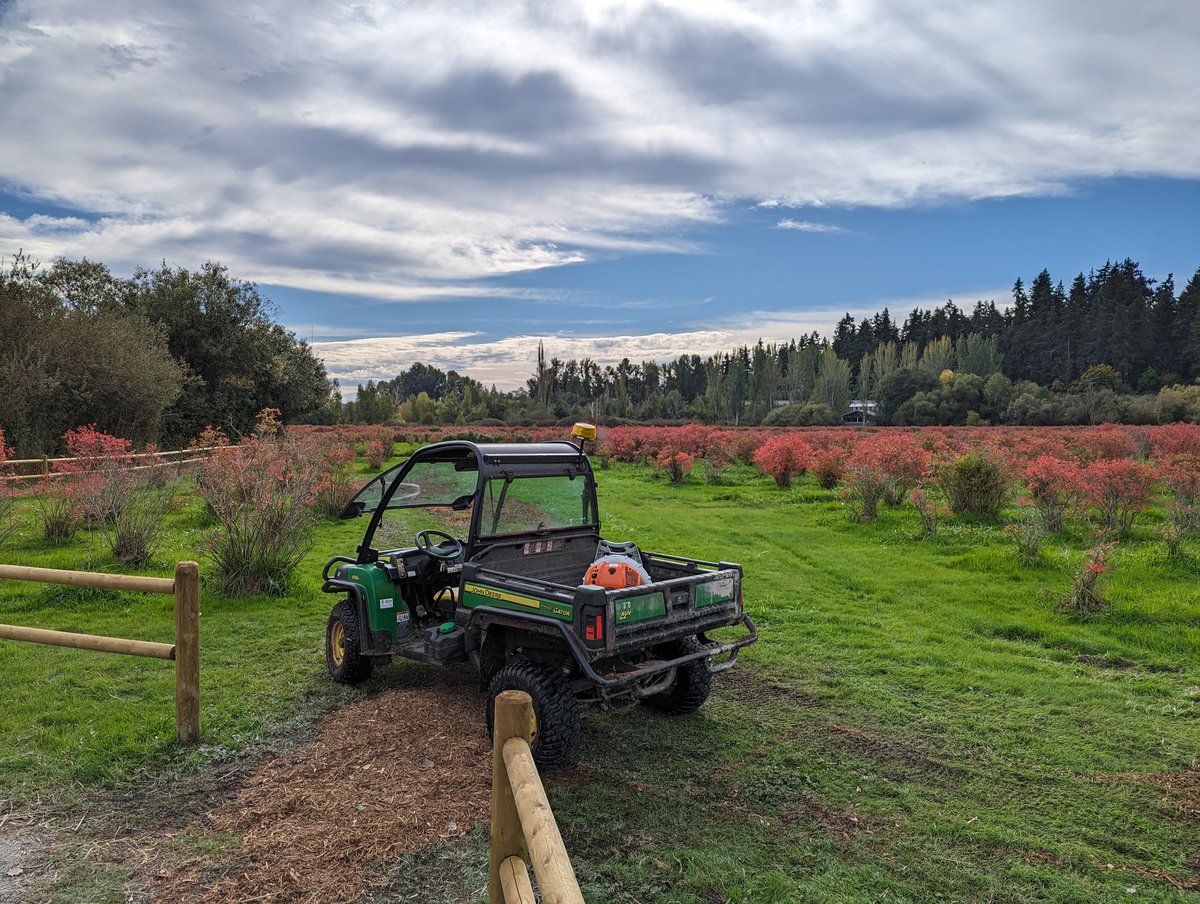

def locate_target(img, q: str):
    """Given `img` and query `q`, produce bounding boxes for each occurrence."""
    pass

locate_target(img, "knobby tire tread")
[487,660,581,769]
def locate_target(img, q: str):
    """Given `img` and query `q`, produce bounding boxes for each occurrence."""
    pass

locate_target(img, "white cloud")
[0,0,1196,298]
[775,219,845,233]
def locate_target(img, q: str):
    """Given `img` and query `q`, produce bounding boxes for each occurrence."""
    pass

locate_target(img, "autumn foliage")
[1022,455,1082,533]
[753,435,813,488]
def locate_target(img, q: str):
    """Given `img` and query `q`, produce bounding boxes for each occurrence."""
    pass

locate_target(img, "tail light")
[580,602,606,649]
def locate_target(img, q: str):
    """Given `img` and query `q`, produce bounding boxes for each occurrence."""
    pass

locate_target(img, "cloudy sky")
[2,0,1198,391]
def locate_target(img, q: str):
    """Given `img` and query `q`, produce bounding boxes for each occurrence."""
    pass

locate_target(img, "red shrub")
[845,433,932,519]
[809,449,846,489]
[303,437,359,517]
[753,435,813,488]
[656,450,694,485]
[365,439,388,470]
[1022,455,1083,533]
[58,425,136,522]
[1151,423,1200,459]
[1159,453,1200,506]
[1070,425,1136,463]
[1079,458,1158,534]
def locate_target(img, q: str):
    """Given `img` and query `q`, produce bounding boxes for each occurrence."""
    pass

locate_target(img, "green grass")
[2,458,1198,902]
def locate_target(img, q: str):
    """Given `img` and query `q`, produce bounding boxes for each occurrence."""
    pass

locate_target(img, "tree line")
[342,258,1200,428]
[506,258,1200,427]
[0,253,338,456]
[10,250,1196,448]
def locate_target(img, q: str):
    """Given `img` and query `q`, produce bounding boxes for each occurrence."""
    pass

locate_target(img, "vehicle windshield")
[479,474,597,538]
[346,458,479,516]
[392,460,479,508]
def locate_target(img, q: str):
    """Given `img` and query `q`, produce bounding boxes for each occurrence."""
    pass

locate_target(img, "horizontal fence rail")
[2,446,221,482]
[0,561,201,742]
[489,690,585,904]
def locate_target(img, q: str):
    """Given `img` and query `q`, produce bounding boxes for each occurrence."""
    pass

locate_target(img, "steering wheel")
[415,529,463,561]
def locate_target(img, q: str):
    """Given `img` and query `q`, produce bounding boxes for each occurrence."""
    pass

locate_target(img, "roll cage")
[340,440,600,564]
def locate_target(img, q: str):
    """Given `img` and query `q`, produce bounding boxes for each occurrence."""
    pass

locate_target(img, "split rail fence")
[489,690,585,904]
[2,446,220,482]
[0,560,201,742]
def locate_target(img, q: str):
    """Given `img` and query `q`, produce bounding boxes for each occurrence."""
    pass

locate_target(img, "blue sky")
[1,1,1198,391]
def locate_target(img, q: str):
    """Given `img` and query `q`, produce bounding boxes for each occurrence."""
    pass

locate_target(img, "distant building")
[840,399,878,426]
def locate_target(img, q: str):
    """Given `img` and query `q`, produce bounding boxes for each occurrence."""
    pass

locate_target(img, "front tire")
[486,660,581,769]
[642,636,713,715]
[326,599,373,684]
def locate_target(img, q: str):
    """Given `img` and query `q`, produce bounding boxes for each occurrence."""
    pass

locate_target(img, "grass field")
[1,454,1197,902]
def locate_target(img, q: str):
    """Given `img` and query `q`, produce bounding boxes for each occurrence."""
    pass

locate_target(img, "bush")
[909,489,941,538]
[365,439,388,470]
[1160,503,1199,558]
[197,436,320,597]
[1057,541,1116,616]
[810,450,846,489]
[59,425,136,523]
[36,485,82,542]
[941,452,1009,520]
[105,479,178,566]
[656,450,694,485]
[1005,515,1045,565]
[1079,458,1157,534]
[753,434,812,488]
[309,439,359,518]
[1023,455,1081,533]
[703,448,732,484]
[1159,453,1200,506]
[845,433,932,521]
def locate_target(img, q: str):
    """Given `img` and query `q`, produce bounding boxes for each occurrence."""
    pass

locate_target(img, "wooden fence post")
[489,690,533,904]
[174,560,201,743]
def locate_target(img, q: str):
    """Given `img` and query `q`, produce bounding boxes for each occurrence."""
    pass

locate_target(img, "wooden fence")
[489,690,585,904]
[0,561,201,742]
[2,446,220,482]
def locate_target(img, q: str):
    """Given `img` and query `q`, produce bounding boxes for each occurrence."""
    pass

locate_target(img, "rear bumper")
[467,606,758,689]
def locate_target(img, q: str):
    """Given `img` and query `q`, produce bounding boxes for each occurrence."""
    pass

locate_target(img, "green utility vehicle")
[322,425,757,766]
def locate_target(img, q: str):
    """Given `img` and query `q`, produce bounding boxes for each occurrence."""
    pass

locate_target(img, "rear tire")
[326,599,373,684]
[486,660,581,769]
[643,636,712,715]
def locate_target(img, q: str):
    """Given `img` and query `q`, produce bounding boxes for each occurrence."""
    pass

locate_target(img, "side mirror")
[339,500,366,519]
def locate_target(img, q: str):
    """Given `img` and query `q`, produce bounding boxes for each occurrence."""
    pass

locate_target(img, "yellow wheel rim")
[529,707,538,743]
[330,621,346,668]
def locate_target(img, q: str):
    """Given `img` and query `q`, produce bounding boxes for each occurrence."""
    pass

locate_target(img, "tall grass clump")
[1057,540,1117,616]
[197,425,320,597]
[0,428,17,545]
[105,479,179,566]
[941,452,1009,520]
[1005,514,1045,565]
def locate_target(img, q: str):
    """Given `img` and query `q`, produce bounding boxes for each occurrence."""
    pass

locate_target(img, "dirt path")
[0,836,38,904]
[145,670,494,903]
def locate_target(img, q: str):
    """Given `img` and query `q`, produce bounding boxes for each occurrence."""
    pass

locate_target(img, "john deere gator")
[322,424,757,766]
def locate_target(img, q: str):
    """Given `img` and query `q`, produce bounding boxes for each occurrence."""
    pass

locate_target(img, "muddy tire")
[326,599,373,684]
[486,660,581,769]
[643,636,712,715]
